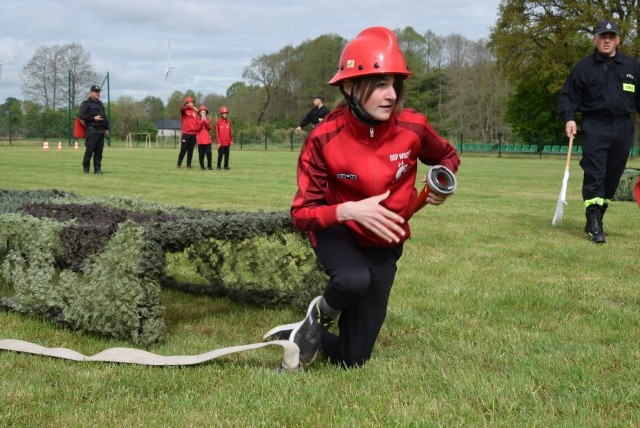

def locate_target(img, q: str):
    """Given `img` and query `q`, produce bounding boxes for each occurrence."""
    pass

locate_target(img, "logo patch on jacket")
[336,173,357,180]
[395,161,409,180]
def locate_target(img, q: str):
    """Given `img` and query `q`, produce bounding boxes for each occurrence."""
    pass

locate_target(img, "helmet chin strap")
[339,84,380,126]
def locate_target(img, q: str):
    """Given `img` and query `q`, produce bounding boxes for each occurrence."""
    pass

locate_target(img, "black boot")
[584,203,608,236]
[585,205,605,244]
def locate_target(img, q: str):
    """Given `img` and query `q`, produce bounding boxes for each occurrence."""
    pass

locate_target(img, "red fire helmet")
[329,26,412,86]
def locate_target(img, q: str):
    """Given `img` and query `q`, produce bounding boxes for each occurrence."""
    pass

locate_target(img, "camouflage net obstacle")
[612,168,640,201]
[0,189,325,346]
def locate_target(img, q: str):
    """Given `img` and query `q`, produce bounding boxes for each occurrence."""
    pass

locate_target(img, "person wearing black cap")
[558,19,640,243]
[294,95,331,134]
[79,85,110,174]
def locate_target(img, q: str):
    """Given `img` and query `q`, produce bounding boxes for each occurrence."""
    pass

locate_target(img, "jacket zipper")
[369,127,379,193]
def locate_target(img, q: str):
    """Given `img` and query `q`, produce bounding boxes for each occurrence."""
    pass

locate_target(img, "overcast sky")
[0,0,501,104]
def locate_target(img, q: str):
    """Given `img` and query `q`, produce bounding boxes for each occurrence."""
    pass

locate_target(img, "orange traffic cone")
[43,140,49,150]
[57,141,62,150]
[74,140,79,151]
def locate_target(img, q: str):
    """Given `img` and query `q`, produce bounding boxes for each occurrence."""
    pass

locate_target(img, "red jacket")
[215,117,233,146]
[291,107,460,248]
[181,105,199,134]
[197,118,212,145]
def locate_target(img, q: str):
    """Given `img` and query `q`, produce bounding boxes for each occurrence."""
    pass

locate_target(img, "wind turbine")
[0,54,20,103]
[164,41,176,83]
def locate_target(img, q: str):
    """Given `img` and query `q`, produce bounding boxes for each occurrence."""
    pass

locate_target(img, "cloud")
[0,0,501,104]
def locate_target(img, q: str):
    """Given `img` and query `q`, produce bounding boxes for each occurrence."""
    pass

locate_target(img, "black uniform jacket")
[299,105,331,128]
[79,97,109,134]
[558,49,640,122]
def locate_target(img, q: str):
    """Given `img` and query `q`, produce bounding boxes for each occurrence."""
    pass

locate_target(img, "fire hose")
[412,165,458,213]
[0,338,300,371]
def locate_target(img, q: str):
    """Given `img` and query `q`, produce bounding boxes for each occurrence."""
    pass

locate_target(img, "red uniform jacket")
[181,105,199,134]
[197,118,212,145]
[215,117,233,146]
[291,107,460,248]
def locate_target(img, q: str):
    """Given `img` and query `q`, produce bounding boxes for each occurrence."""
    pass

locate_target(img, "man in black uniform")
[294,95,331,134]
[558,19,640,243]
[79,85,110,174]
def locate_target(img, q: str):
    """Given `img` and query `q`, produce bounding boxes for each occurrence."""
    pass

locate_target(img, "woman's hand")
[424,192,449,206]
[336,190,405,243]
[419,174,452,206]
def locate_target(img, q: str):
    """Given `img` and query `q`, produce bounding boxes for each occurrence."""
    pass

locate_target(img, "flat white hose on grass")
[0,338,300,371]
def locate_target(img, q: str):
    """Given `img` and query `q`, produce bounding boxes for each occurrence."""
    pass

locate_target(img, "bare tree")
[396,26,427,74]
[443,37,510,143]
[22,46,55,109]
[59,43,99,109]
[423,30,444,73]
[442,33,471,69]
[22,43,98,110]
[242,53,280,126]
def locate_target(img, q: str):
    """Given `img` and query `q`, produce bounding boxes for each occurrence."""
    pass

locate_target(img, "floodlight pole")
[100,72,111,146]
[5,110,11,145]
[68,70,72,146]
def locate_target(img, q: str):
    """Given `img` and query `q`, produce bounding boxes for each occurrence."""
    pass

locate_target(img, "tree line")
[2,2,639,148]
[491,0,640,146]
[0,27,511,145]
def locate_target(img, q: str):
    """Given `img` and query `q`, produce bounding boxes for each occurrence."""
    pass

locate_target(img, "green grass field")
[1,143,639,426]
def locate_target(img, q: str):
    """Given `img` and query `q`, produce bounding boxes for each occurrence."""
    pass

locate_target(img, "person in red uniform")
[264,27,461,369]
[196,105,213,170]
[176,96,199,169]
[215,105,233,170]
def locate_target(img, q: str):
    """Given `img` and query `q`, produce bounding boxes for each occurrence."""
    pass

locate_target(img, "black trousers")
[177,134,197,167]
[217,146,230,168]
[580,117,633,200]
[198,144,212,168]
[312,225,403,368]
[83,132,105,172]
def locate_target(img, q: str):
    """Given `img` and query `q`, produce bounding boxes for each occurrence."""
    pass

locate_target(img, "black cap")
[90,85,101,92]
[594,19,619,35]
[312,95,323,101]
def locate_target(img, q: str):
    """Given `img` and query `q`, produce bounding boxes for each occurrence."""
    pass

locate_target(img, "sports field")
[1,144,639,426]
